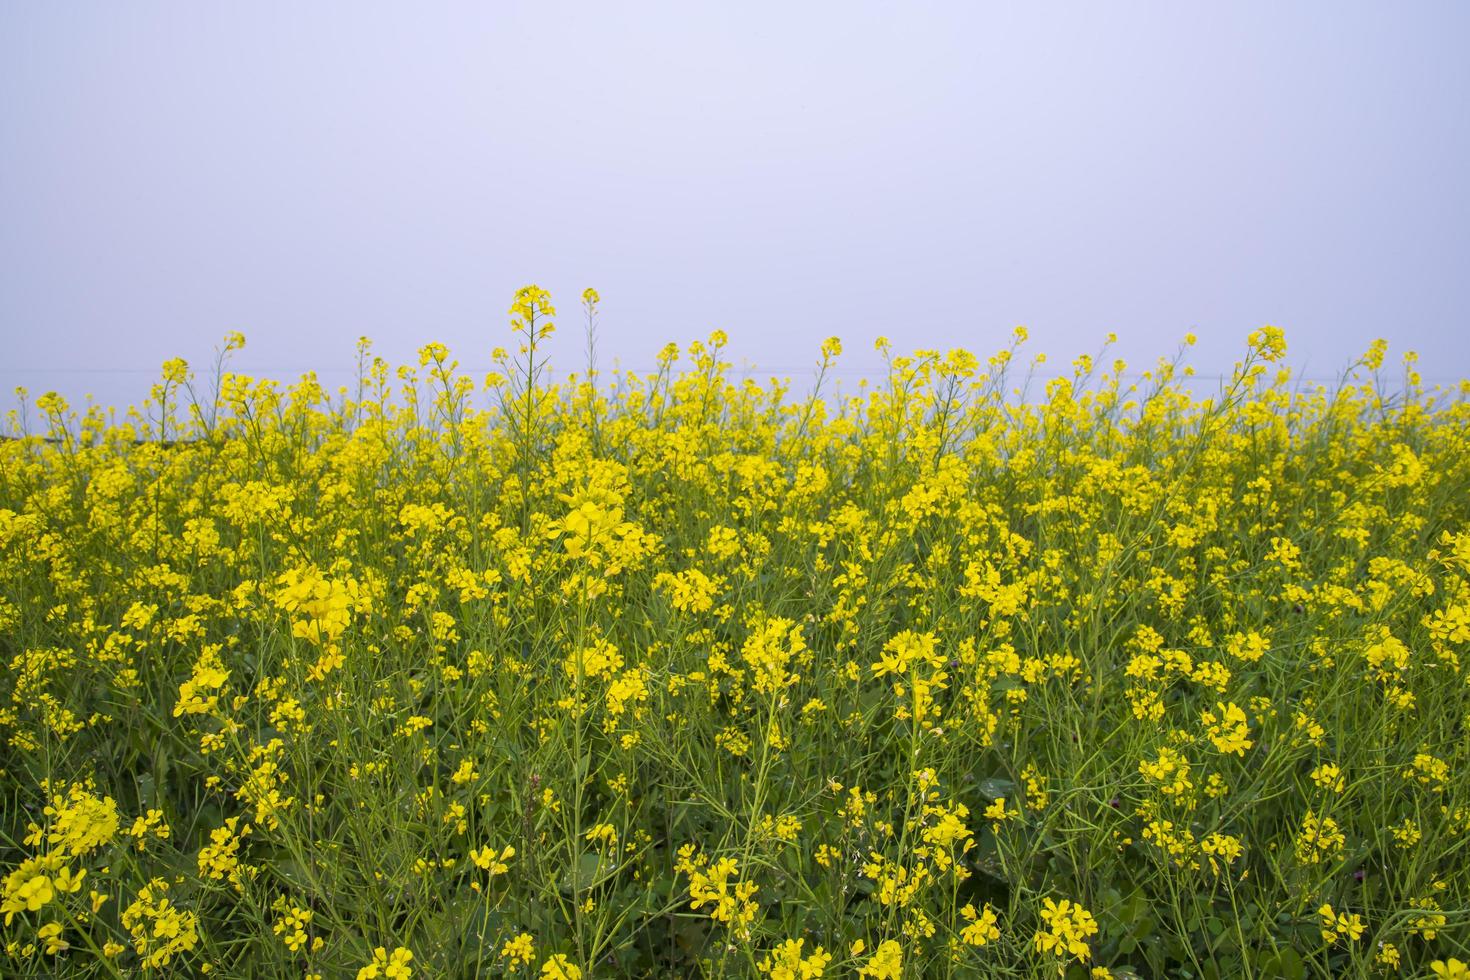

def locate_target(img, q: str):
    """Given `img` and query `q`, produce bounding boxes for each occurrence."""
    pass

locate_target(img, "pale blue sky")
[3,2,1468,416]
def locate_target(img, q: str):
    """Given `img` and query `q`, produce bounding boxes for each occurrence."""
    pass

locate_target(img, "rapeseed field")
[2,287,1468,977]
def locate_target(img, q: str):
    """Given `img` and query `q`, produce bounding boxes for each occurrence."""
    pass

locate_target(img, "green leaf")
[976,777,1016,800]
[560,851,615,893]
[1260,947,1304,980]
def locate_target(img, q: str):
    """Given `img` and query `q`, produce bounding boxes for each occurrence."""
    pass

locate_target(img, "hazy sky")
[3,2,1468,416]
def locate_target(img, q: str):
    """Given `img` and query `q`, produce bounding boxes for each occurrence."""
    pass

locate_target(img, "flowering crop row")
[1,289,1468,977]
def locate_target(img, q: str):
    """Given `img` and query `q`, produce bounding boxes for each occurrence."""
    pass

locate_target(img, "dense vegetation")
[2,288,1468,978]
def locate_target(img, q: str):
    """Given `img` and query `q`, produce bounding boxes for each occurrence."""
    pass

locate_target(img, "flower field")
[3,287,1469,978]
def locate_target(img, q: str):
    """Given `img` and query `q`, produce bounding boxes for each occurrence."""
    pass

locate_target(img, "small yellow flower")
[1247,324,1287,362]
[857,939,902,979]
[959,903,1000,946]
[540,954,582,980]
[1318,903,1365,944]
[469,844,515,876]
[357,946,413,980]
[1033,897,1098,962]
[501,932,535,966]
[38,921,68,955]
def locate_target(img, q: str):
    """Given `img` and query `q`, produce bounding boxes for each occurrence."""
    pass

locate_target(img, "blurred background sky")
[2,2,1468,418]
